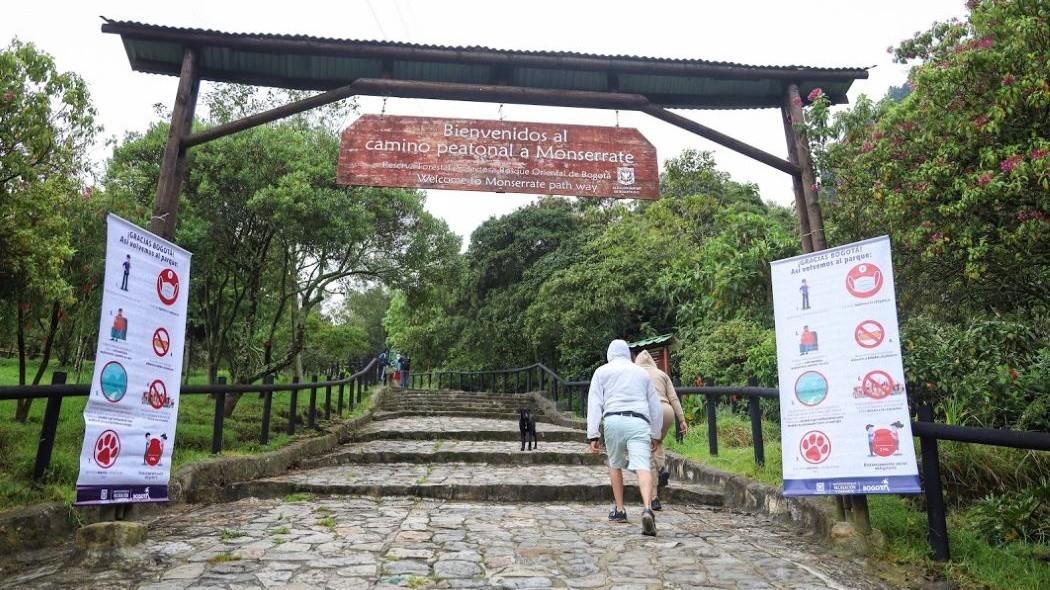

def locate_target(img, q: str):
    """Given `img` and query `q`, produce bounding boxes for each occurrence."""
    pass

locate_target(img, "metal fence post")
[919,404,950,561]
[308,374,318,429]
[706,388,718,456]
[211,377,227,454]
[260,375,274,445]
[288,376,299,435]
[33,371,67,481]
[747,376,764,466]
[337,374,345,415]
[324,375,332,421]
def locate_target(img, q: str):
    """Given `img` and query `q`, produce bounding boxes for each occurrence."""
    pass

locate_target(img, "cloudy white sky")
[3,0,967,245]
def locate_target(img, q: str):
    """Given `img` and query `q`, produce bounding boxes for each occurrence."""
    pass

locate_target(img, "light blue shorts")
[603,414,651,471]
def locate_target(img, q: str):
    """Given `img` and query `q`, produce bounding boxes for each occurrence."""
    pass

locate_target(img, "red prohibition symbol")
[800,430,831,464]
[854,320,885,349]
[862,370,895,399]
[94,429,121,468]
[846,263,884,298]
[152,327,171,357]
[156,268,180,305]
[147,379,168,409]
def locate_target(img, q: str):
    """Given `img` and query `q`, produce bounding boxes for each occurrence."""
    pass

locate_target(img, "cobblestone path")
[0,390,894,589]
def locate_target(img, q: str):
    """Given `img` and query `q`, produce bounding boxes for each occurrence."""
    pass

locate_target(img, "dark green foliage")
[969,481,1050,546]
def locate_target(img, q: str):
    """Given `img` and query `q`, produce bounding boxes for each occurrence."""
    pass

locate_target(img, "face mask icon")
[157,269,180,305]
[846,263,884,298]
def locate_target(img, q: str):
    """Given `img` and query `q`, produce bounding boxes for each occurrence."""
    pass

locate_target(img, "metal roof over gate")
[101,18,869,110]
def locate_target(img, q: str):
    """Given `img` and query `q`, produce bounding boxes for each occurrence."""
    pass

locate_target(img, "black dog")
[519,408,537,451]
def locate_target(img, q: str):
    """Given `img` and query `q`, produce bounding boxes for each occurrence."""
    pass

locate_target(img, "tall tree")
[0,40,100,420]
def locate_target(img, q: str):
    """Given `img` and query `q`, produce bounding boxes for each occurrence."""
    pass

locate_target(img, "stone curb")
[0,387,389,554]
[299,448,606,469]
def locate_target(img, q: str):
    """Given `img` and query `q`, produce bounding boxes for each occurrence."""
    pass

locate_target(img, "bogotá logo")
[794,371,828,406]
[617,167,635,185]
[99,361,128,402]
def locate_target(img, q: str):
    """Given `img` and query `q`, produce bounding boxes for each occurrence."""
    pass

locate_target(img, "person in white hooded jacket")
[587,339,663,536]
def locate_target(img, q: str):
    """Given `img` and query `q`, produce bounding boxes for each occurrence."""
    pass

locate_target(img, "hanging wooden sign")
[337,115,659,200]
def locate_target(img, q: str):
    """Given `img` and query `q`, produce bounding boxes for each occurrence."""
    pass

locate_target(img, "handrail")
[0,359,378,401]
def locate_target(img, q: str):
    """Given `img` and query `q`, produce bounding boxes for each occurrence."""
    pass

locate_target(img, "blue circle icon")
[794,371,828,406]
[100,361,128,402]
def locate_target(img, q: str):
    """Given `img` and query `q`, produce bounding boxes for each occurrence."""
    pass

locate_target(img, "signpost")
[338,115,659,199]
[75,214,191,506]
[770,236,920,497]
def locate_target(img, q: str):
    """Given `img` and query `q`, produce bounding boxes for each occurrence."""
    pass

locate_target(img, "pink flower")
[1000,155,1022,173]
[810,183,821,193]
[1031,149,1047,160]
[929,232,944,242]
[975,37,994,49]
[872,131,884,140]
[974,114,990,129]
[1002,73,1016,85]
[978,173,993,186]
[807,88,824,102]
[861,141,874,153]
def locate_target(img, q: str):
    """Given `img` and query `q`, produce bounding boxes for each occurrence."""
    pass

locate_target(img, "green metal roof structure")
[628,334,675,349]
[101,19,868,110]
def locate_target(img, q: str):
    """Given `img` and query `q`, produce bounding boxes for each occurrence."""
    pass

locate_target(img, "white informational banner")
[75,214,191,505]
[771,236,920,496]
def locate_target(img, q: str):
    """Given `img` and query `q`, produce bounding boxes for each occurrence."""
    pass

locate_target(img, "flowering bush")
[804,0,1049,429]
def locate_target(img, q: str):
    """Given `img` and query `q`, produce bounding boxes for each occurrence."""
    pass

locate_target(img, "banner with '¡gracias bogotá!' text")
[75,214,191,505]
[337,115,659,200]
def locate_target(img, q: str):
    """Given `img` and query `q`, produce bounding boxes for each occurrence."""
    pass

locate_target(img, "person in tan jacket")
[634,350,688,510]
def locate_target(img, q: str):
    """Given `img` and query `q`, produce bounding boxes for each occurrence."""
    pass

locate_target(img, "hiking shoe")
[608,508,627,523]
[651,498,663,511]
[641,508,657,536]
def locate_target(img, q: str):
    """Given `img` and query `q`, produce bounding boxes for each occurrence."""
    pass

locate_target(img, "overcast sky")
[3,1,967,246]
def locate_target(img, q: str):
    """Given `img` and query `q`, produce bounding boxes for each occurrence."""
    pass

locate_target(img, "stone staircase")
[230,388,724,507]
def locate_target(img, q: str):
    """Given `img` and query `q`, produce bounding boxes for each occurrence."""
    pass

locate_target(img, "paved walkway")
[0,392,895,589]
[3,497,889,590]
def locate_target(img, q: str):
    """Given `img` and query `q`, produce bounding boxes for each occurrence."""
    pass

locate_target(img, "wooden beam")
[642,105,799,176]
[781,104,814,253]
[152,47,199,240]
[184,79,652,148]
[784,83,827,250]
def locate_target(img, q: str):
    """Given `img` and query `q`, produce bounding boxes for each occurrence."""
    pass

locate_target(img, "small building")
[628,334,674,375]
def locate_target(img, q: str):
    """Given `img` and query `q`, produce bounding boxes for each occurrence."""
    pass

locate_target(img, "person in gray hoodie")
[587,339,663,536]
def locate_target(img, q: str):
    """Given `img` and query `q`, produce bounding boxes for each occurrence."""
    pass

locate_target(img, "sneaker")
[651,498,662,511]
[608,508,627,523]
[641,508,656,536]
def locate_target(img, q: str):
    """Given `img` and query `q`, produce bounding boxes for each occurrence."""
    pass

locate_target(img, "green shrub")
[968,481,1050,546]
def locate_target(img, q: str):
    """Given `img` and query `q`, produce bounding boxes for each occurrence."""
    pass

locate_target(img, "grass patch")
[316,515,337,532]
[218,529,246,541]
[271,526,290,536]
[208,551,239,564]
[0,357,379,511]
[282,492,315,503]
[667,410,1050,590]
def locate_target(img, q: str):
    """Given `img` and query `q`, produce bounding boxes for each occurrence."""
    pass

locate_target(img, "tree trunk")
[16,301,60,421]
[14,303,30,422]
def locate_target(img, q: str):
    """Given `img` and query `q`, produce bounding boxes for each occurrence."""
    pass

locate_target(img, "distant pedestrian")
[587,339,662,536]
[377,349,388,384]
[400,353,411,388]
[800,279,810,310]
[634,349,687,511]
[121,255,131,291]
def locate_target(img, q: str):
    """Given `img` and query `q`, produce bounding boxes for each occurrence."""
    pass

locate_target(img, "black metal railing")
[410,362,1050,563]
[0,358,379,482]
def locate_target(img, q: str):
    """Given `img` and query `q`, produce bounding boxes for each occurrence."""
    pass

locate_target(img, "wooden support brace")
[152,47,200,240]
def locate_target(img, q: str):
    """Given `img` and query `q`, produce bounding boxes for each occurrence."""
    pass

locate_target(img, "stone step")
[351,416,584,443]
[300,440,604,469]
[372,411,548,422]
[229,463,724,507]
[379,402,542,411]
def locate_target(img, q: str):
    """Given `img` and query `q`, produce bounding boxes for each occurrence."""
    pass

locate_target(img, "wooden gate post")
[152,47,200,240]
[783,83,826,251]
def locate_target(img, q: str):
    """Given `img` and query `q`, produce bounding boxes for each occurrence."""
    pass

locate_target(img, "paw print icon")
[800,431,831,464]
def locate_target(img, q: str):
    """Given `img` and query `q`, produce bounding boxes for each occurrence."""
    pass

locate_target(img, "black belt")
[604,411,649,424]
